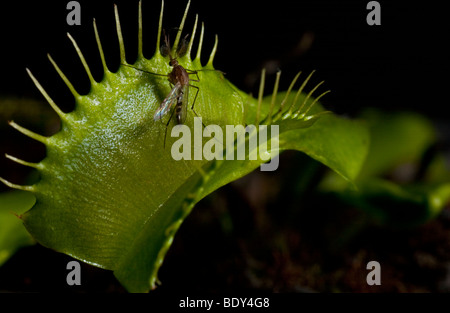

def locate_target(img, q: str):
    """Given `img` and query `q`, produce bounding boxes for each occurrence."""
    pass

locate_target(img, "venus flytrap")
[1,1,369,292]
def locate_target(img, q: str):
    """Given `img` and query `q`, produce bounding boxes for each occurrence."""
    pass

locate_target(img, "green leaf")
[281,113,369,183]
[1,2,369,292]
[357,108,437,180]
[112,91,370,291]
[0,191,35,266]
[197,94,369,200]
[334,179,450,227]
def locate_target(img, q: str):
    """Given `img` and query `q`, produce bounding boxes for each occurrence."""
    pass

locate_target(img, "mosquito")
[123,32,201,147]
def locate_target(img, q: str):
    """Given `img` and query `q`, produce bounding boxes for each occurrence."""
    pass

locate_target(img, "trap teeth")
[26,67,67,120]
[114,4,126,64]
[5,154,40,169]
[67,33,97,86]
[0,176,35,192]
[8,121,48,145]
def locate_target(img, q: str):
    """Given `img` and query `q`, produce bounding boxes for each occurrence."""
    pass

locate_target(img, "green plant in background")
[0,1,448,293]
[319,109,450,228]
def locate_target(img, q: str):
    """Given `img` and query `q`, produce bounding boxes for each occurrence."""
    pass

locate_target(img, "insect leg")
[189,84,200,112]
[188,84,223,147]
[164,105,177,149]
[121,63,168,77]
[188,84,208,130]
[186,70,200,82]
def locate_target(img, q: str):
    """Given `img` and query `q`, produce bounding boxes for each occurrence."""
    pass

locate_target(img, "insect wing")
[153,83,181,121]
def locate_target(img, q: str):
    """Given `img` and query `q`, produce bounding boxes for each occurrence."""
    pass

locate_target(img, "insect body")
[153,41,199,126]
[154,34,201,147]
[123,32,200,147]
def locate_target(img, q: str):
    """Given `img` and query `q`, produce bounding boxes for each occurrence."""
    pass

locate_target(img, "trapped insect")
[123,32,201,147]
[154,33,200,125]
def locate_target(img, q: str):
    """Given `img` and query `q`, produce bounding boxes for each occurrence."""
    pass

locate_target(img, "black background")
[0,0,448,117]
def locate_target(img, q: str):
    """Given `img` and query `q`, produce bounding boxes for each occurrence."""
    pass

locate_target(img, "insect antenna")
[160,29,172,58]
[176,34,190,58]
[121,63,168,77]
